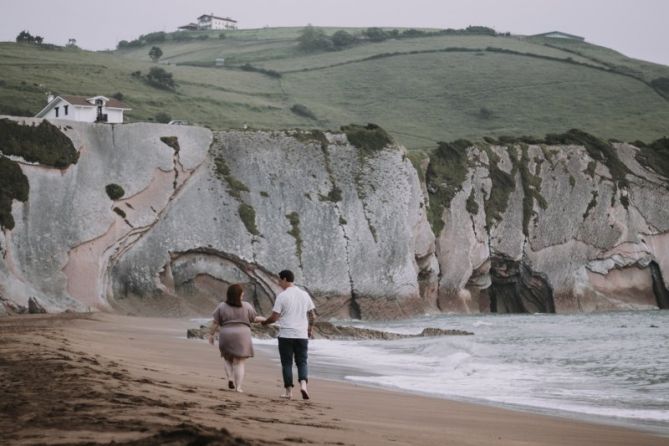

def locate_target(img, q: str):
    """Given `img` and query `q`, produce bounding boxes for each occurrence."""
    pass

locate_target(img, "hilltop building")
[178,14,238,31]
[531,31,585,42]
[35,95,130,123]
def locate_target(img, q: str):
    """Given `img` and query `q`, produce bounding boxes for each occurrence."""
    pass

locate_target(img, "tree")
[332,30,357,49]
[297,25,332,52]
[363,27,389,42]
[146,66,175,90]
[16,30,33,43]
[149,46,163,62]
[142,31,166,43]
[16,30,43,44]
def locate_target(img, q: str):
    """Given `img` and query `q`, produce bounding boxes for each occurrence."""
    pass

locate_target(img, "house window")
[55,106,59,117]
[64,105,69,115]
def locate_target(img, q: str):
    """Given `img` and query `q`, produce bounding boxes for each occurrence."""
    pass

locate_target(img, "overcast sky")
[1,0,667,66]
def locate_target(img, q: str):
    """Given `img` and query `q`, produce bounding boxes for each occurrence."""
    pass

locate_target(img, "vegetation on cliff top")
[427,130,631,236]
[0,119,78,168]
[0,119,78,230]
[341,123,393,154]
[486,129,632,190]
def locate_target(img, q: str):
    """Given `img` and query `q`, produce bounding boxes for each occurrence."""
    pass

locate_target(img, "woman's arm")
[208,321,220,345]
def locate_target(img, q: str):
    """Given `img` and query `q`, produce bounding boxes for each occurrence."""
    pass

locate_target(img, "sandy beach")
[1,313,666,446]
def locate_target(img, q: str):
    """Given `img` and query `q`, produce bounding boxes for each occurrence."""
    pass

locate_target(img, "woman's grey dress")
[213,301,257,359]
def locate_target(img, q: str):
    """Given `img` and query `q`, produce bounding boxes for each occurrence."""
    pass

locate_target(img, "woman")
[208,284,265,392]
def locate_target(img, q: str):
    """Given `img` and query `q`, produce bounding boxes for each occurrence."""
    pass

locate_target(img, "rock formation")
[430,136,669,313]
[1,117,668,318]
[1,117,436,319]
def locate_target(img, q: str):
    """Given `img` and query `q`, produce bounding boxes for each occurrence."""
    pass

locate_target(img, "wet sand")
[1,313,666,446]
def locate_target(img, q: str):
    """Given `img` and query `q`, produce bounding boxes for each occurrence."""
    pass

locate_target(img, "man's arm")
[307,309,317,338]
[208,321,220,345]
[262,311,281,325]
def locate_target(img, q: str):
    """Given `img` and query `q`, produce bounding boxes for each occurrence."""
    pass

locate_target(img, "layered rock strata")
[432,141,669,313]
[1,118,436,319]
[1,117,668,318]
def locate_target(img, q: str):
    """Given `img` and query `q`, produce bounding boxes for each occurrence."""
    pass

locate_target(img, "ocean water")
[257,310,669,431]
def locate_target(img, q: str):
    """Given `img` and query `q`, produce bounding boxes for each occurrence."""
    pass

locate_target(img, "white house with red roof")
[35,95,131,123]
[196,13,238,30]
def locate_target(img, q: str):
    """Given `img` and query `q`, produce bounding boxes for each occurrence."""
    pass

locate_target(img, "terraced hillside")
[1,27,668,148]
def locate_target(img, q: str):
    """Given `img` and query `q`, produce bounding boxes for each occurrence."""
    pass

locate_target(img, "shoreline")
[2,312,668,446]
[254,342,669,438]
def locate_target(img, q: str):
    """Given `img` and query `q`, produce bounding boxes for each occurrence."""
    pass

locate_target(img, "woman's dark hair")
[226,284,244,307]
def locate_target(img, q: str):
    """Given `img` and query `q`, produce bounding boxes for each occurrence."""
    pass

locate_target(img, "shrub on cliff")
[0,156,29,230]
[154,112,171,123]
[341,123,393,153]
[160,136,180,152]
[634,137,669,182]
[425,139,472,234]
[0,119,78,168]
[239,203,259,236]
[105,184,125,200]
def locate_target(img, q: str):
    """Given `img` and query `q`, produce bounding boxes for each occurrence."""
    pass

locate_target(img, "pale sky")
[0,0,667,66]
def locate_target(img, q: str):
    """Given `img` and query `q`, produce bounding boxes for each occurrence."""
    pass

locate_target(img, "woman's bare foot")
[236,388,244,393]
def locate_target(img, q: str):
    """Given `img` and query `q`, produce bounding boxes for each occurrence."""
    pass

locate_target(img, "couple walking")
[208,270,316,399]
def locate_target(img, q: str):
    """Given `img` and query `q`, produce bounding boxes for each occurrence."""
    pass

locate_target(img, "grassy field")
[1,27,668,149]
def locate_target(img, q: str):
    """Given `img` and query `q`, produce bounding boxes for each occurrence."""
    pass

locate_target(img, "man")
[262,269,316,400]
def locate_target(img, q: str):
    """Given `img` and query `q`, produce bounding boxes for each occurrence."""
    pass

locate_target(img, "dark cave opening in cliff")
[488,255,556,314]
[649,261,669,309]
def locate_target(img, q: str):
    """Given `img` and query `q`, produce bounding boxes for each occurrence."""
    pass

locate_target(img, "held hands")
[208,333,215,345]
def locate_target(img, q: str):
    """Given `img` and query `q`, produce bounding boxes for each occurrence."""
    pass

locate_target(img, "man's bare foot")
[236,388,244,393]
[299,380,310,400]
[280,387,293,399]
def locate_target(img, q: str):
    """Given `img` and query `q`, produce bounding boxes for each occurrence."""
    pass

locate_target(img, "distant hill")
[2,27,669,149]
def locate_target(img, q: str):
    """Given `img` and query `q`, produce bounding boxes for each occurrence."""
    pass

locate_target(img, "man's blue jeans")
[278,337,309,388]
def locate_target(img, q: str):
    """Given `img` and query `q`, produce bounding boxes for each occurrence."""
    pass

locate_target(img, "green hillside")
[1,27,669,149]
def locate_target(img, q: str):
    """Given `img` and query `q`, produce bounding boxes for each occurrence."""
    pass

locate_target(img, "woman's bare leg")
[223,358,234,389]
[232,358,246,392]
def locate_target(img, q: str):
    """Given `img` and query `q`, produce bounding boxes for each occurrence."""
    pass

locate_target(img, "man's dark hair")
[226,284,244,307]
[278,270,294,282]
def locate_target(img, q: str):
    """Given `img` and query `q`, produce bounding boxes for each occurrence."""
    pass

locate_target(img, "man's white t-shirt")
[272,286,315,339]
